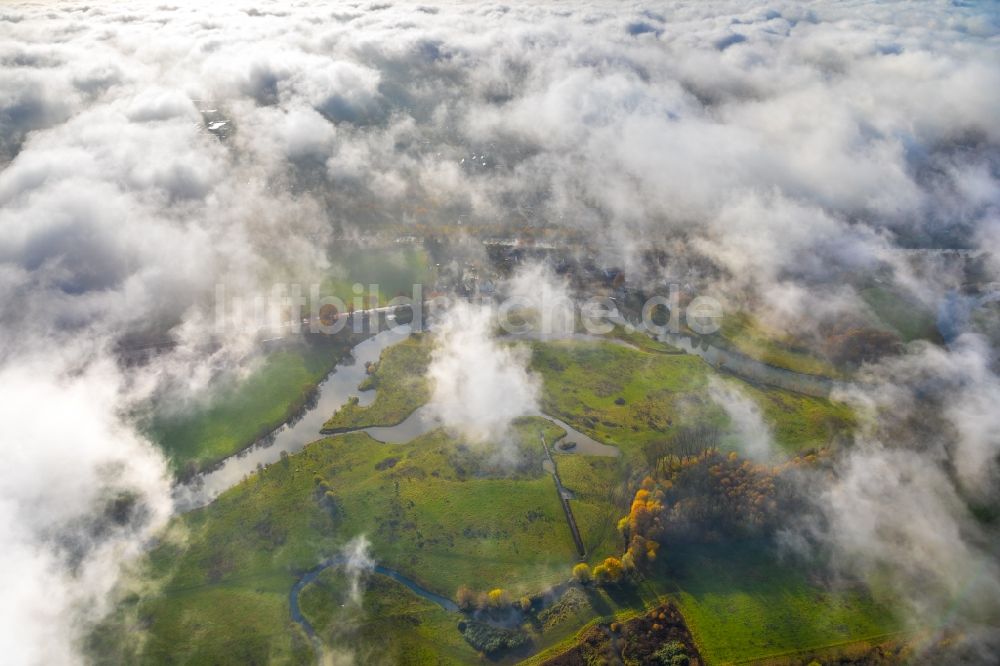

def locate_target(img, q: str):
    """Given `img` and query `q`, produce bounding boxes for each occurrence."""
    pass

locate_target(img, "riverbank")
[172,324,415,511]
[149,334,359,478]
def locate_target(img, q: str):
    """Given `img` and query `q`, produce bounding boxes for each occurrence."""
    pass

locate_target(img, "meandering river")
[171,320,856,659]
[659,332,851,398]
[173,321,851,513]
[290,555,459,643]
[173,326,415,511]
[173,326,620,512]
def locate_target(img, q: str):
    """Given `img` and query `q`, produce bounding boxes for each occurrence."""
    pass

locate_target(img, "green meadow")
[522,542,901,666]
[298,569,477,665]
[667,542,902,665]
[147,336,354,474]
[107,335,895,666]
[108,420,595,664]
[715,313,843,378]
[322,334,432,432]
[322,246,431,306]
[530,339,854,461]
[555,454,627,563]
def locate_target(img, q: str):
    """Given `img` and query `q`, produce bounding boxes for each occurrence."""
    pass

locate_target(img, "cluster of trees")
[572,556,628,585]
[312,475,341,519]
[592,556,625,584]
[566,442,835,603]
[458,620,529,654]
[823,326,902,366]
[617,477,664,571]
[654,641,691,666]
[456,586,531,613]
[636,449,786,538]
[642,424,723,480]
[568,479,667,584]
[571,449,798,586]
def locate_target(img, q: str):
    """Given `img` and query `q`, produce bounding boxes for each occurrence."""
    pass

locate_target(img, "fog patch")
[0,353,172,666]
[503,262,575,338]
[427,302,540,453]
[794,443,1000,640]
[707,376,773,461]
[784,335,1000,652]
[341,535,374,606]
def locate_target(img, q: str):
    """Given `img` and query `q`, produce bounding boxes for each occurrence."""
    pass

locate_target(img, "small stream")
[355,403,620,457]
[290,556,459,642]
[659,332,850,398]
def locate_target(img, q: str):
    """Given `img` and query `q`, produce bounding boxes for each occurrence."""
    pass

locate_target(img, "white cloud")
[707,376,773,461]
[0,355,172,666]
[427,301,539,445]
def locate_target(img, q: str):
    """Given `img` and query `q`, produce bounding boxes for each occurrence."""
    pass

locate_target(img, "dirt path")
[541,433,587,559]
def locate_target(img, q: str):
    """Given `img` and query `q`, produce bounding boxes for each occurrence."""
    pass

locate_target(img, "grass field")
[667,541,901,665]
[117,416,623,664]
[134,576,312,665]
[554,454,627,564]
[322,246,430,306]
[322,334,432,432]
[531,340,854,461]
[608,325,684,354]
[299,568,477,665]
[716,313,843,378]
[116,332,882,666]
[520,541,901,666]
[146,336,354,474]
[737,381,855,455]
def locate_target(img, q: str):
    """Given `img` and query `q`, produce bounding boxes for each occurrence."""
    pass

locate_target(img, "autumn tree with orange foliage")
[618,448,814,553]
[617,476,664,571]
[592,556,625,584]
[655,449,787,539]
